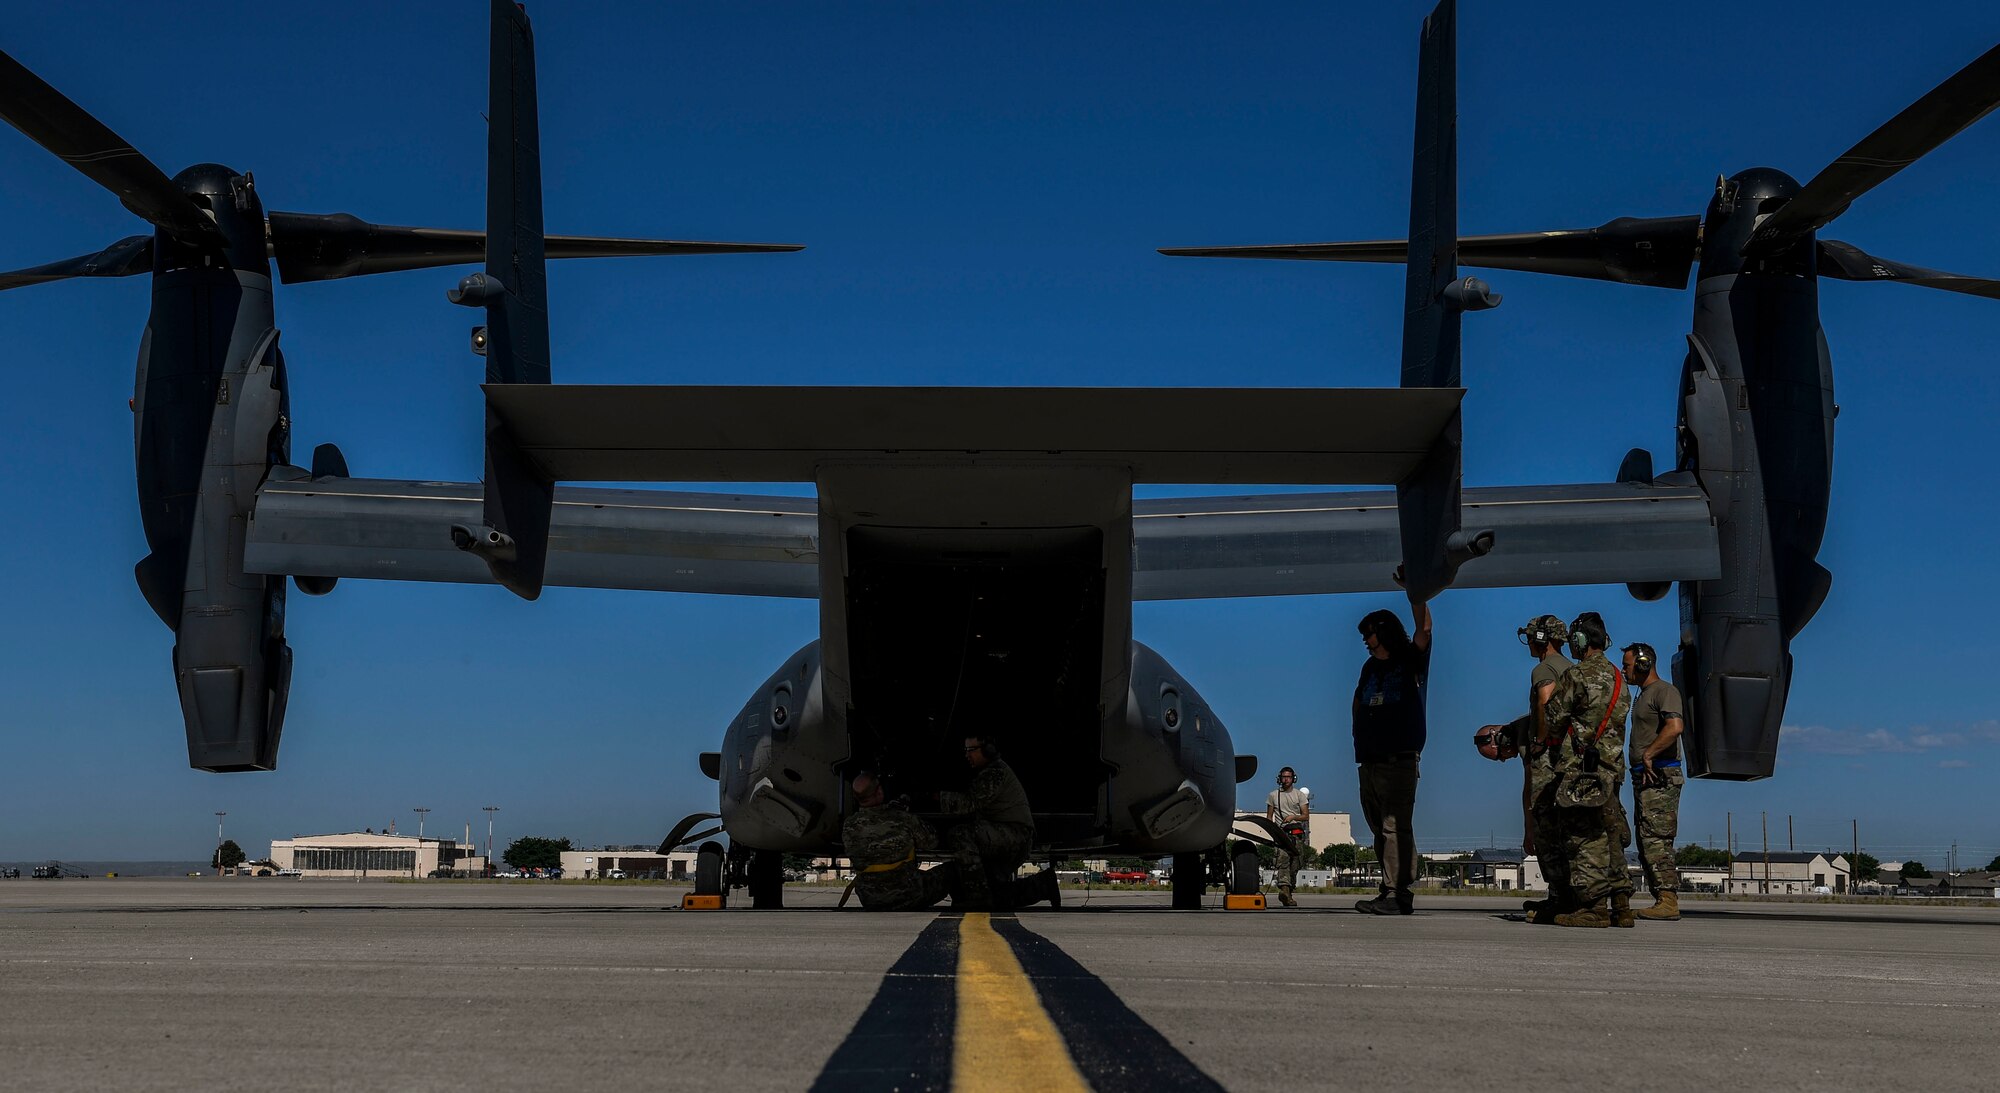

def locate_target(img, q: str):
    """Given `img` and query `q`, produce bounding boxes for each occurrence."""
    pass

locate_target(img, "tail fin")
[1394,0,1496,601]
[452,0,555,598]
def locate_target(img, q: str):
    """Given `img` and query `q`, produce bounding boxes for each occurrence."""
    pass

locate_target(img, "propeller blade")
[1746,42,2000,253]
[1161,214,1701,290]
[1818,239,2000,299]
[0,234,151,291]
[266,211,801,284]
[0,49,214,243]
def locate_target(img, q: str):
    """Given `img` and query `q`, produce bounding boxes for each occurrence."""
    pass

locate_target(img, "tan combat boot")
[1637,890,1681,921]
[1610,890,1636,928]
[1553,898,1610,928]
[1279,887,1297,908]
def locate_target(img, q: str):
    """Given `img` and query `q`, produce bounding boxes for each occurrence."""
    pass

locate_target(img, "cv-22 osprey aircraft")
[4,1,1996,907]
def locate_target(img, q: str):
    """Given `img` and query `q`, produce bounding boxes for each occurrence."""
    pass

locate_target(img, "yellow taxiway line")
[951,912,1090,1092]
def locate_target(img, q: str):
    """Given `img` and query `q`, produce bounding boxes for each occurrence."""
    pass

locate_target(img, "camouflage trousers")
[1552,777,1634,902]
[945,820,1032,909]
[1274,840,1306,893]
[855,861,957,911]
[1527,760,1573,906]
[1633,769,1683,895]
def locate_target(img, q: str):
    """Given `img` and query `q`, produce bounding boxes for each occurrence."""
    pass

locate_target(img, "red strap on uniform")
[1566,668,1624,746]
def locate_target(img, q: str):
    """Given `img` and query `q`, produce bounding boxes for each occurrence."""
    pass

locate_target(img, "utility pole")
[1788,814,1794,852]
[413,807,429,839]
[483,806,499,874]
[1726,812,1733,893]
[1762,812,1770,896]
[1852,819,1859,896]
[214,811,227,876]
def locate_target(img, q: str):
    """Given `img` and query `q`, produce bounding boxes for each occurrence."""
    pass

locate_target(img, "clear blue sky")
[3,1,1996,870]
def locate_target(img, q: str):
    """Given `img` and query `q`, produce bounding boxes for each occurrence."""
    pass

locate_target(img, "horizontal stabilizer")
[480,385,1463,485]
[244,478,1717,600]
[267,211,803,284]
[1161,215,1701,290]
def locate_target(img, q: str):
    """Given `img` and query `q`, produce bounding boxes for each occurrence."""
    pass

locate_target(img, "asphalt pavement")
[1,880,1994,1092]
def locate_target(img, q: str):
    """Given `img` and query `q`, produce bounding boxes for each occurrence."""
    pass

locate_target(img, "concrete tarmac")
[2,879,1995,1091]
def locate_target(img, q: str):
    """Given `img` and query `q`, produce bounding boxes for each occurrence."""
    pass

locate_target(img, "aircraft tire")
[694,840,725,895]
[1228,844,1261,896]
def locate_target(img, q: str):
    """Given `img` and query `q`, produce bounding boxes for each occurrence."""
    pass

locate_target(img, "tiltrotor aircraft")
[3,2,1995,907]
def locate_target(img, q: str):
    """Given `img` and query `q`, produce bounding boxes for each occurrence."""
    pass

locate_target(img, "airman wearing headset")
[938,733,1043,910]
[1623,642,1686,921]
[1474,613,1577,923]
[1266,766,1310,907]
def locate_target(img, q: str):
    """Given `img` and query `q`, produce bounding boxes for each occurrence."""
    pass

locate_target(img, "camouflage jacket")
[842,802,936,906]
[939,759,1035,833]
[1541,650,1630,775]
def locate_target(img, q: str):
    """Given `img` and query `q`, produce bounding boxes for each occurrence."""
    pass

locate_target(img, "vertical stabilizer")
[1394,0,1496,601]
[450,0,554,598]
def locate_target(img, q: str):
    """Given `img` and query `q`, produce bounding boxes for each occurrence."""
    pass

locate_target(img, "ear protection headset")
[1519,614,1570,650]
[1627,644,1655,683]
[1568,615,1606,660]
[968,736,999,761]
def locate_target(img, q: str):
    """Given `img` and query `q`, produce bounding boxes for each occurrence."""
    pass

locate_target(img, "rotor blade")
[1818,239,2000,299]
[1747,41,2000,253]
[266,211,802,284]
[0,234,151,291]
[1161,215,1701,290]
[0,49,214,243]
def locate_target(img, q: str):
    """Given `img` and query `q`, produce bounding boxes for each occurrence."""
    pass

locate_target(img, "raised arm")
[1410,596,1434,652]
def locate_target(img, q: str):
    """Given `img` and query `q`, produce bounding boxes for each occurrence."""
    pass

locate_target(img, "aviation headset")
[1517,614,1567,648]
[966,735,1000,761]
[1625,643,1657,684]
[1567,614,1607,660]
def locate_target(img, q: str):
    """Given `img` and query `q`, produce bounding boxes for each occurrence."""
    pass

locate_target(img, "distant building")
[1727,852,1850,895]
[561,848,700,879]
[270,832,477,878]
[1934,872,2000,898]
[1678,864,1728,892]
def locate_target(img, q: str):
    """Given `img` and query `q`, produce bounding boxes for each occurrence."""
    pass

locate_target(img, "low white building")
[561,847,701,879]
[271,832,478,878]
[1727,852,1850,895]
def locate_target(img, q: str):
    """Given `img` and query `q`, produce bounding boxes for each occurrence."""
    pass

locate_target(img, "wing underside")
[245,477,1716,599]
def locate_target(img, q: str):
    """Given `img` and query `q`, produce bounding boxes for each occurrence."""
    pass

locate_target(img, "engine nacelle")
[133,237,297,770]
[1669,168,1836,780]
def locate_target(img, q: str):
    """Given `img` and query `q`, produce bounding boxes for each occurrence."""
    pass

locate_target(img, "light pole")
[214,811,226,876]
[483,806,499,875]
[413,807,429,839]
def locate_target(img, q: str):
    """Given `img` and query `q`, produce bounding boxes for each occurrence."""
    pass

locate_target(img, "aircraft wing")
[245,476,1715,599]
[1131,481,1716,598]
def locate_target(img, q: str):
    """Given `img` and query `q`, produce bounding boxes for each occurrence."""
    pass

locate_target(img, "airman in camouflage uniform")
[1624,642,1686,920]
[1477,615,1577,924]
[842,772,955,911]
[939,734,1037,910]
[1540,614,1636,928]
[1525,619,1577,923]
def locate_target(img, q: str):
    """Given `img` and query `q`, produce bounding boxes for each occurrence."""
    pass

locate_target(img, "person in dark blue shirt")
[1351,599,1432,915]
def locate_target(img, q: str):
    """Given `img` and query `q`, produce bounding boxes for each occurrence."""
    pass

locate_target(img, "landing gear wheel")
[1171,852,1205,909]
[749,849,784,909]
[1228,844,1261,896]
[694,841,725,896]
